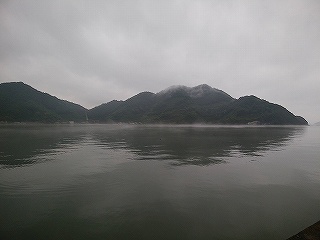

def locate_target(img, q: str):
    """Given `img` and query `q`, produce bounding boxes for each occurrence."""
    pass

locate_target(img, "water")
[0,124,319,240]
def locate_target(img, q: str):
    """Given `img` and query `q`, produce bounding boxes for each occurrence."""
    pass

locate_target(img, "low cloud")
[1,0,320,123]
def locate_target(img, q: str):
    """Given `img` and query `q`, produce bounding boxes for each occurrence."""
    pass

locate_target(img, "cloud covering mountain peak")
[157,84,232,99]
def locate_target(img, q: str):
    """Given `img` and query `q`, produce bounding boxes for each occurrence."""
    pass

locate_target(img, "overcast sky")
[1,0,319,123]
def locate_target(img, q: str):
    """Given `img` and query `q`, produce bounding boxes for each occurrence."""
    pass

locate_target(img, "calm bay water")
[0,124,319,240]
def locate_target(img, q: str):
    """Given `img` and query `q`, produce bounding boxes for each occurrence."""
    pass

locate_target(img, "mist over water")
[0,124,319,240]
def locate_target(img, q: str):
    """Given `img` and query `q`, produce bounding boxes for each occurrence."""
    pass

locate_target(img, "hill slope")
[88,84,308,125]
[219,96,308,125]
[0,82,87,122]
[0,82,308,125]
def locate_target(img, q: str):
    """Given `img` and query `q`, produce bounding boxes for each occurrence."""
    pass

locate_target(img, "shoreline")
[287,221,320,240]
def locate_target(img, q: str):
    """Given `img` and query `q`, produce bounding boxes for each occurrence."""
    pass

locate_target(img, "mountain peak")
[157,85,189,95]
[1,81,24,85]
[157,84,231,99]
[189,84,218,98]
[193,84,212,90]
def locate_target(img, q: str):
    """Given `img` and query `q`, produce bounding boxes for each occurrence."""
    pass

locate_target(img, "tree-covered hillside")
[88,84,308,125]
[0,82,87,122]
[0,82,308,125]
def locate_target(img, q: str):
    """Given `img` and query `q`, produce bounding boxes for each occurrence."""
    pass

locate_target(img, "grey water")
[0,124,319,240]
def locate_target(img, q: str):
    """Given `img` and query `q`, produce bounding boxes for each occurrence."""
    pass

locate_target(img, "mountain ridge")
[0,82,308,125]
[0,82,87,122]
[87,83,307,125]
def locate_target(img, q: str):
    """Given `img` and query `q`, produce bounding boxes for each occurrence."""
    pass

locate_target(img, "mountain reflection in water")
[0,124,319,240]
[0,124,305,168]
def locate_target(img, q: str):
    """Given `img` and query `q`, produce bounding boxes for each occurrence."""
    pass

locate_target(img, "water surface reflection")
[0,124,319,240]
[0,124,306,168]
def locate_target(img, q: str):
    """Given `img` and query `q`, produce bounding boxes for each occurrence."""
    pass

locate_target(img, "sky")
[0,0,319,123]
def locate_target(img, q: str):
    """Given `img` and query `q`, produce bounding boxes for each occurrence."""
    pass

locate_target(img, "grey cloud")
[1,0,320,123]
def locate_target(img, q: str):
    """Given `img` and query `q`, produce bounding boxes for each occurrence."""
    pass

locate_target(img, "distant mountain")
[88,84,308,125]
[314,121,320,126]
[217,95,307,125]
[0,82,308,125]
[0,82,87,122]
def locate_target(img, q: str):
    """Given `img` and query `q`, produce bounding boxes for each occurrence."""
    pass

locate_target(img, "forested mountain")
[88,84,308,125]
[0,82,87,122]
[0,82,308,125]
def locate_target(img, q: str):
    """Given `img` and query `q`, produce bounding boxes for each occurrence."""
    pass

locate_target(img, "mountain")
[88,84,308,125]
[0,82,308,125]
[88,100,123,122]
[314,121,320,126]
[217,95,308,125]
[0,82,87,122]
